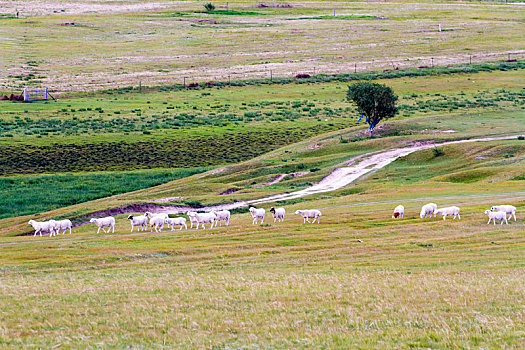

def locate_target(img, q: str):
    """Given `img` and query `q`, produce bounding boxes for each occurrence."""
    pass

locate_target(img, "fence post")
[469,55,472,64]
[183,77,186,88]
[23,88,27,101]
[354,63,357,73]
[45,87,48,100]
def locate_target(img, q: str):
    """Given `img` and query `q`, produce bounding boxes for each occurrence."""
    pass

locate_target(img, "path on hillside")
[50,134,525,227]
[246,135,521,205]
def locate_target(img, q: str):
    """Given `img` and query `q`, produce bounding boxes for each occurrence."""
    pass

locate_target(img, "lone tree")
[204,3,215,11]
[347,82,398,136]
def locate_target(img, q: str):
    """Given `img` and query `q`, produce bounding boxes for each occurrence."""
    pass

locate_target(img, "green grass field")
[0,0,524,348]
[1,0,525,92]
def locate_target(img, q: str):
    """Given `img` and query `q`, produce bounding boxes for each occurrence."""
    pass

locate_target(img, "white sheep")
[270,207,286,222]
[485,210,508,225]
[145,212,165,232]
[54,219,72,235]
[491,205,517,222]
[28,219,56,237]
[295,209,322,224]
[165,217,187,230]
[127,214,148,232]
[212,210,230,227]
[392,205,404,219]
[186,211,198,228]
[144,212,168,220]
[420,203,438,219]
[249,207,265,224]
[193,212,217,229]
[89,217,115,234]
[435,206,460,221]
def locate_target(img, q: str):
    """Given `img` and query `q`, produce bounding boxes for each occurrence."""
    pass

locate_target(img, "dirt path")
[247,135,522,205]
[63,134,523,225]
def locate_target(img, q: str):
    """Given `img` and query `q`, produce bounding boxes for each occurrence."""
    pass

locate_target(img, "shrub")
[432,147,444,157]
[204,3,215,11]
[295,73,311,79]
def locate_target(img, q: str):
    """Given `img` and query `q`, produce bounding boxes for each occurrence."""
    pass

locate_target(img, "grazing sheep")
[193,212,217,229]
[249,207,265,225]
[144,212,168,220]
[186,211,198,228]
[54,219,72,235]
[392,205,404,219]
[145,212,165,232]
[295,209,322,224]
[28,219,56,237]
[127,214,148,232]
[212,210,230,227]
[491,205,517,221]
[420,203,438,219]
[89,217,115,234]
[485,210,508,225]
[165,217,187,231]
[270,207,286,222]
[435,206,460,221]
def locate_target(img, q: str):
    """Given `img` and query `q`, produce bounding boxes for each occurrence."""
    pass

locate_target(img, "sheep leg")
[210,222,214,229]
[457,213,460,220]
[34,229,38,237]
[504,217,508,225]
[442,215,446,221]
[511,213,516,221]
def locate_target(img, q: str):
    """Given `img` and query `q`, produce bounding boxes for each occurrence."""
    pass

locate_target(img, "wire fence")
[178,50,525,86]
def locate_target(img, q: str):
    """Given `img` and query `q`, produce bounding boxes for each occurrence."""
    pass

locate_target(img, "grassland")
[0,167,212,220]
[1,0,525,92]
[1,1,524,347]
[0,139,524,347]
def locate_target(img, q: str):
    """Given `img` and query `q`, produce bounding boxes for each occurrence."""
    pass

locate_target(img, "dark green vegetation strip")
[101,60,525,96]
[0,168,210,219]
[0,125,337,175]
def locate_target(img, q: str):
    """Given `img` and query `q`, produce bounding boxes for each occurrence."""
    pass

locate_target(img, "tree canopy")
[347,82,398,136]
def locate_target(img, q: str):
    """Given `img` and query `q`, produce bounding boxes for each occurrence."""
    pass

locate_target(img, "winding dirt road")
[77,134,525,221]
[246,135,521,205]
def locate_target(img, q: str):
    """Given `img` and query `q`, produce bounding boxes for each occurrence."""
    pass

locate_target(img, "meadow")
[1,0,525,92]
[0,0,524,348]
[0,139,523,348]
[0,167,211,220]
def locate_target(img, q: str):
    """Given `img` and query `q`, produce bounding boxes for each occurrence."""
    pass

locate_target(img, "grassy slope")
[0,167,212,219]
[1,0,524,92]
[0,146,523,347]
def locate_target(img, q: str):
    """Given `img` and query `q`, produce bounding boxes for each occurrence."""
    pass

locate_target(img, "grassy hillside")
[1,2,524,346]
[0,151,523,347]
[1,0,524,92]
